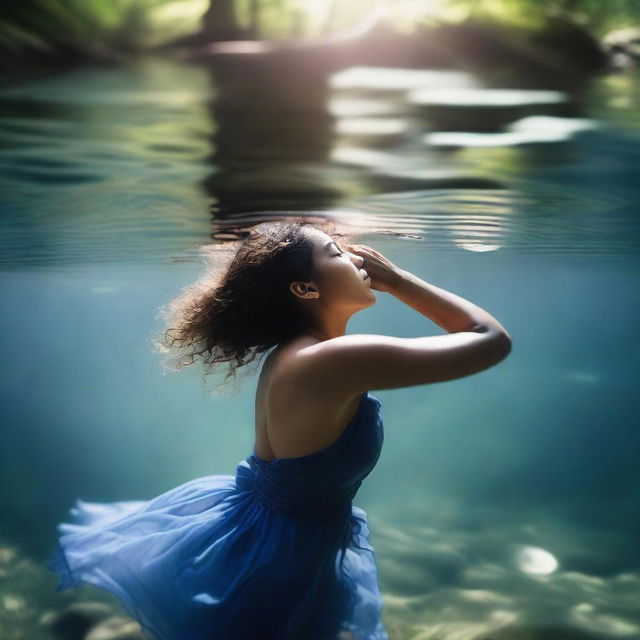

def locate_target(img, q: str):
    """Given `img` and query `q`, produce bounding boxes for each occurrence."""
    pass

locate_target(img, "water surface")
[1,57,639,639]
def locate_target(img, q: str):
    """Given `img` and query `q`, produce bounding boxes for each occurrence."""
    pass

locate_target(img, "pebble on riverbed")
[40,601,116,640]
[84,615,146,640]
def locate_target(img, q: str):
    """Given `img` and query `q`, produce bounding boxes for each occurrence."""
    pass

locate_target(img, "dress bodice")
[234,392,384,520]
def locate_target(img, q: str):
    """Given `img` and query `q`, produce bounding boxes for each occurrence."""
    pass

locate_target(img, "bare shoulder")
[256,338,365,459]
[264,337,359,407]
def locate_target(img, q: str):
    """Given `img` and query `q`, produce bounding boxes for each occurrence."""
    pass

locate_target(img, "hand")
[344,243,403,294]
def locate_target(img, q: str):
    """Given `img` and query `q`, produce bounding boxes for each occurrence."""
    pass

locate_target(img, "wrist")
[388,268,411,295]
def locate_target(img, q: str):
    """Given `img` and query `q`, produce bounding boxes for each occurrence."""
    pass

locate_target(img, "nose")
[350,252,364,268]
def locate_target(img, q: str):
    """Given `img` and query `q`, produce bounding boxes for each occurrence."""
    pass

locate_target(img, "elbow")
[493,331,512,361]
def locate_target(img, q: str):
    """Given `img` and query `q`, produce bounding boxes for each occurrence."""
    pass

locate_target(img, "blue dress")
[47,391,388,640]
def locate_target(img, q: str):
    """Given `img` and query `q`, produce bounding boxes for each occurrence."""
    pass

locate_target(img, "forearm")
[391,269,511,337]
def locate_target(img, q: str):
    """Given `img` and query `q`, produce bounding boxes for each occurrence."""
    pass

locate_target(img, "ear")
[289,281,320,299]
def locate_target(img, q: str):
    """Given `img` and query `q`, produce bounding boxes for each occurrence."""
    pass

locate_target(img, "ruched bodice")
[47,391,388,640]
[236,391,384,521]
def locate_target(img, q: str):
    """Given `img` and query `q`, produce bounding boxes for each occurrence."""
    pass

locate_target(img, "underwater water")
[0,57,639,639]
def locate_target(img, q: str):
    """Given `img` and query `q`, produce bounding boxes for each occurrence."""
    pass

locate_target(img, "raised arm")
[292,244,512,394]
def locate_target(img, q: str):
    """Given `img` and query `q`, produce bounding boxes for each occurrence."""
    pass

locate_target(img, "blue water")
[1,57,639,638]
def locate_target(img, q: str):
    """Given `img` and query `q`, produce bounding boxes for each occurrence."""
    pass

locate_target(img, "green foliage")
[0,0,165,63]
[446,0,640,35]
[1,0,639,65]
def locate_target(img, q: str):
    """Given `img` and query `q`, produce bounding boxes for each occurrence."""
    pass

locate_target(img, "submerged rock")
[603,27,640,68]
[41,601,114,640]
[84,615,145,640]
[477,622,616,639]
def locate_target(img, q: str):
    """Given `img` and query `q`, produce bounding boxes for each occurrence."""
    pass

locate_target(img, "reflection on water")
[423,115,599,147]
[1,57,639,638]
[1,58,638,260]
[0,60,214,269]
[204,56,337,218]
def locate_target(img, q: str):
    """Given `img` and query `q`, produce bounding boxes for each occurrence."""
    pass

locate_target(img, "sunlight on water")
[424,116,600,148]
[337,117,411,136]
[1,59,639,639]
[410,87,569,107]
[330,67,479,92]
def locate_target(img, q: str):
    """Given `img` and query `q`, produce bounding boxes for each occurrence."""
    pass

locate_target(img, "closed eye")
[330,241,345,256]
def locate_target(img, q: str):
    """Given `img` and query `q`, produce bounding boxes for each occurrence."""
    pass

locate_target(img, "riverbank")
[2,12,613,89]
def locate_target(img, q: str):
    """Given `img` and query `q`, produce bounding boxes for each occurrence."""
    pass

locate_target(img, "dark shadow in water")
[201,54,339,238]
[195,25,602,242]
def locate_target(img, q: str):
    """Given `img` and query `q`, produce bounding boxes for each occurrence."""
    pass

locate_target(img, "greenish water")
[0,57,639,639]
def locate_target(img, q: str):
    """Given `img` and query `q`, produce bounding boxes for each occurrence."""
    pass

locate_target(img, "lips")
[360,269,369,281]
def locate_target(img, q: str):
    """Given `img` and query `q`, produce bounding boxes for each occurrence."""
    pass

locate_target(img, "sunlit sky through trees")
[148,0,639,41]
[150,0,453,42]
[2,0,638,58]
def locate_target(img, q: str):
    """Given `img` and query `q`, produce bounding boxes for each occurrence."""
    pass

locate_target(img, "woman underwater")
[47,219,512,640]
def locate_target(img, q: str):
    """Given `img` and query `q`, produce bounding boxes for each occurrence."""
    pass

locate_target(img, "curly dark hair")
[156,217,352,393]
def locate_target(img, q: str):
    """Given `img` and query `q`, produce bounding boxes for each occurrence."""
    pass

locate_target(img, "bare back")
[254,325,511,461]
[254,337,365,462]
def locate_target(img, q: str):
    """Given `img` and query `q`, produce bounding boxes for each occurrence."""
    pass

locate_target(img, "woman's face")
[301,227,376,308]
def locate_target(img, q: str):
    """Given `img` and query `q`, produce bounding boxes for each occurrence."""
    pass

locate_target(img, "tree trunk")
[202,0,244,41]
[248,0,260,39]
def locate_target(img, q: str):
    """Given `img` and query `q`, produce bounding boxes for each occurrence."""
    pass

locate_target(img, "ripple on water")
[2,167,104,185]
[145,143,203,155]
[350,183,633,256]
